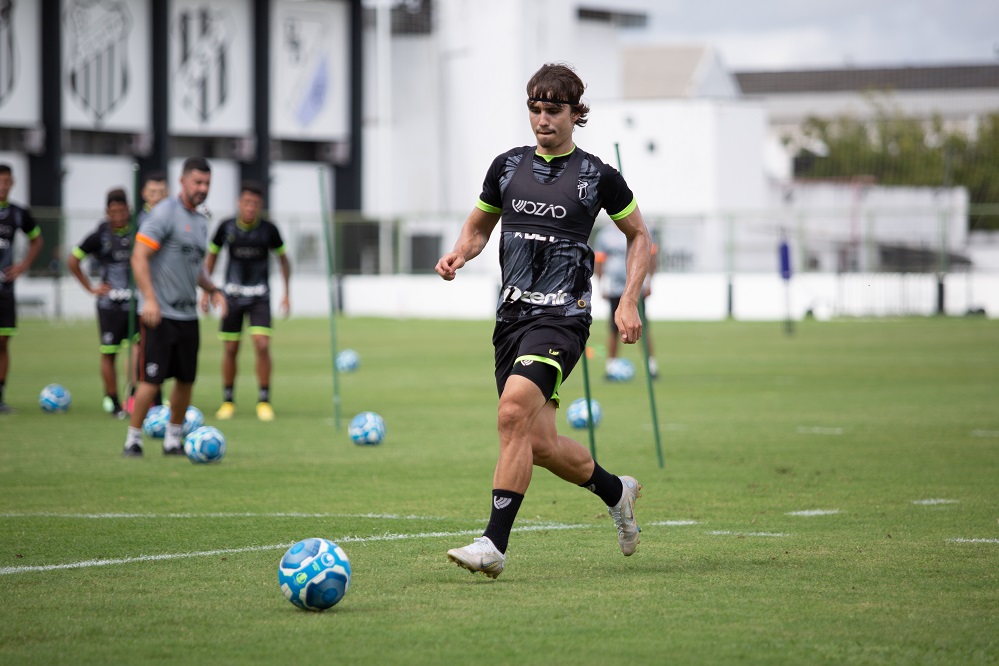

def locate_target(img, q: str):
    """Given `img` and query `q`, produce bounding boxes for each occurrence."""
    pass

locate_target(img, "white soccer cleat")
[447,536,506,579]
[609,475,642,556]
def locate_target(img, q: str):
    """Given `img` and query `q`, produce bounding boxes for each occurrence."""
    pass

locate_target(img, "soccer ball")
[143,404,170,438]
[184,425,227,463]
[335,349,360,373]
[39,384,71,412]
[182,405,204,436]
[349,411,385,445]
[566,397,602,429]
[278,538,351,612]
[607,358,636,382]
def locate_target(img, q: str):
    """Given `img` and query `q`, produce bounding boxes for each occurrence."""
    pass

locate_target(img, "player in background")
[67,188,137,418]
[0,163,44,414]
[436,63,651,578]
[202,181,291,422]
[594,224,658,378]
[123,158,227,457]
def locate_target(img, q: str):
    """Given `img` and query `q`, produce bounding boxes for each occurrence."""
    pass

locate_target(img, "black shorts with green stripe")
[492,313,589,405]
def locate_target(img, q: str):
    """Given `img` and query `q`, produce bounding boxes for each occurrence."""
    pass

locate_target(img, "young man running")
[435,63,652,577]
[202,181,290,422]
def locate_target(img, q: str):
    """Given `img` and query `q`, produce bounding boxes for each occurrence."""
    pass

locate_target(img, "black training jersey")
[477,146,636,322]
[0,202,40,293]
[208,217,286,299]
[72,221,134,311]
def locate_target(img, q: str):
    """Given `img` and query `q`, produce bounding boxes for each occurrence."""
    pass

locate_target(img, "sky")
[634,0,999,71]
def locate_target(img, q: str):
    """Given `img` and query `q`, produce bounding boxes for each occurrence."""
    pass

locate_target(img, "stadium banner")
[270,0,350,141]
[0,0,40,128]
[61,0,150,132]
[169,0,251,136]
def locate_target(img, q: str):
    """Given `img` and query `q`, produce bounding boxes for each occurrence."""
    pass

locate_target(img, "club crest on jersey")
[578,179,588,199]
[512,199,566,219]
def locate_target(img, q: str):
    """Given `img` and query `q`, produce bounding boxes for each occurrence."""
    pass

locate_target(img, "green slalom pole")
[318,167,341,430]
[124,163,140,403]
[580,345,598,461]
[614,143,664,468]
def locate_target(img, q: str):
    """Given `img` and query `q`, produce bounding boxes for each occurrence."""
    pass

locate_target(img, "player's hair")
[526,62,590,127]
[106,188,128,207]
[240,180,265,198]
[181,157,211,175]
[142,170,166,186]
[0,163,12,177]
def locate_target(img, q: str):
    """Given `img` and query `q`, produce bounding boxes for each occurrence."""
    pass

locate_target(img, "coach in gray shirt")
[122,157,227,457]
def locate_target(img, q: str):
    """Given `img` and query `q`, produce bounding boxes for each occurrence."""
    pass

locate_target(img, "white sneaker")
[609,476,642,556]
[447,536,505,578]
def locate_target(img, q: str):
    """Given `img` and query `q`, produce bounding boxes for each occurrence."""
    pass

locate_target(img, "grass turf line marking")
[0,512,449,521]
[796,426,844,435]
[647,520,700,526]
[0,523,589,576]
[970,430,999,438]
[707,530,790,538]
[786,509,840,516]
[912,499,960,505]
[947,538,999,544]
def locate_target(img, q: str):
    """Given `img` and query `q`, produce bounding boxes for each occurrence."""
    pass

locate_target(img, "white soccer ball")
[143,404,170,438]
[336,349,360,373]
[566,397,602,429]
[183,405,204,436]
[278,538,352,612]
[349,411,385,445]
[39,384,71,412]
[607,358,636,382]
[184,425,227,463]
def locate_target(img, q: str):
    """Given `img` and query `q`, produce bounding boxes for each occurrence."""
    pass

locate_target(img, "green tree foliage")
[793,94,999,229]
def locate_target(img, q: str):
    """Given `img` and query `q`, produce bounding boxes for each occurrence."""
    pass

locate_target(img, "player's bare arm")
[199,251,219,312]
[2,235,43,282]
[198,267,227,317]
[435,208,500,280]
[131,242,160,327]
[612,206,652,345]
[279,253,291,317]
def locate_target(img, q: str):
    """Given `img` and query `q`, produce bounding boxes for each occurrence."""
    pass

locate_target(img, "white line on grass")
[646,520,700,526]
[786,509,840,516]
[0,512,450,520]
[912,499,960,505]
[0,523,589,576]
[707,530,790,538]
[970,430,999,438]
[947,538,999,544]
[796,426,844,435]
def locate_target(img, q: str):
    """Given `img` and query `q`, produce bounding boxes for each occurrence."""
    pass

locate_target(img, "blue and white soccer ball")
[143,404,170,438]
[335,349,360,373]
[566,397,602,429]
[607,358,636,382]
[182,405,204,436]
[349,411,385,445]
[39,384,71,412]
[184,425,227,463]
[278,538,352,612]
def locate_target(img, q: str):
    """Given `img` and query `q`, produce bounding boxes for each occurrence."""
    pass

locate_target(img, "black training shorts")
[97,307,138,353]
[219,295,272,339]
[138,317,200,384]
[493,314,589,404]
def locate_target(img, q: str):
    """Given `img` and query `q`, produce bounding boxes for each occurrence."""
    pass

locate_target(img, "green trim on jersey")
[26,226,41,240]
[71,246,87,260]
[236,218,260,232]
[609,197,638,221]
[514,354,564,406]
[207,242,221,255]
[274,244,286,256]
[536,145,576,163]
[476,199,502,214]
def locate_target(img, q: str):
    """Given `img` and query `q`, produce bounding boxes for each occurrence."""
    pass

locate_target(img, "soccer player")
[202,181,291,422]
[435,63,652,577]
[0,163,43,414]
[594,224,658,378]
[122,157,227,457]
[67,188,137,418]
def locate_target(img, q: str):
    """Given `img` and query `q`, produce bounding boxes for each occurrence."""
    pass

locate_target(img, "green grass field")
[1,315,997,665]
